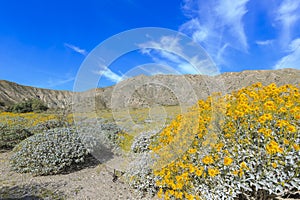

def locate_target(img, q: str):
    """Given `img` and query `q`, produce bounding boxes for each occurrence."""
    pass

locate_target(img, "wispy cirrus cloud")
[273,38,300,70]
[47,76,75,88]
[138,35,218,75]
[139,36,183,55]
[135,0,300,76]
[272,1,300,70]
[255,40,273,46]
[214,0,249,51]
[93,64,124,83]
[276,0,300,47]
[64,43,87,56]
[180,0,250,65]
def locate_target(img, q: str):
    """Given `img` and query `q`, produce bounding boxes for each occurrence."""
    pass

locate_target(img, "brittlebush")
[150,83,300,199]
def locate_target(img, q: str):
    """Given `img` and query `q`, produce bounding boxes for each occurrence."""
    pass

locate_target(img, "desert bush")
[77,121,125,149]
[0,124,32,150]
[29,119,67,134]
[100,123,124,144]
[6,98,48,113]
[0,183,65,199]
[125,153,159,197]
[10,127,90,176]
[149,83,300,199]
[131,131,157,153]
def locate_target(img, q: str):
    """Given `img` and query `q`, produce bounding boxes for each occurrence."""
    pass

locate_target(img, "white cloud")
[64,43,87,56]
[139,36,183,55]
[276,0,300,47]
[255,40,273,46]
[46,76,75,88]
[273,38,300,70]
[139,36,190,73]
[214,0,249,50]
[216,43,229,64]
[180,0,249,65]
[102,69,123,82]
[288,38,300,52]
[138,35,219,75]
[93,64,123,83]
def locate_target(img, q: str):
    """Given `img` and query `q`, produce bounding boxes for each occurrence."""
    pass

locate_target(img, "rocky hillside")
[0,80,72,110]
[1,68,299,111]
[76,68,300,111]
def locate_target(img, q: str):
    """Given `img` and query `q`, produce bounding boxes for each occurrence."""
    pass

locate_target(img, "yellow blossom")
[188,148,197,154]
[224,157,233,166]
[293,144,300,151]
[202,155,214,165]
[240,162,249,170]
[195,167,203,176]
[208,168,220,177]
[287,125,296,133]
[283,139,289,145]
[266,140,283,154]
[232,170,239,176]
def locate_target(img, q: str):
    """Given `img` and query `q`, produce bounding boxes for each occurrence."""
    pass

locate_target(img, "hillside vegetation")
[0,70,299,199]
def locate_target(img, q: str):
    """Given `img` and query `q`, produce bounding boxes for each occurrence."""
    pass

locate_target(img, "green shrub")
[31,98,49,112]
[0,124,33,150]
[10,128,90,176]
[6,98,48,113]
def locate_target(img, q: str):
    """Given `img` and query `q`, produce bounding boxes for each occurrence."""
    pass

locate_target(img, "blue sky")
[0,0,299,91]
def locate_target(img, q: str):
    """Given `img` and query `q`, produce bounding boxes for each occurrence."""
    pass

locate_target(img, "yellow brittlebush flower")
[208,168,220,177]
[224,157,233,166]
[202,155,214,165]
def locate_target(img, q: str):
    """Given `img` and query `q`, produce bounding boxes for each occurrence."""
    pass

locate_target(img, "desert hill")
[0,68,299,111]
[0,80,72,110]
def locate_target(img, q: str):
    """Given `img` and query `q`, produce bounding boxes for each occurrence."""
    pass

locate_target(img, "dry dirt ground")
[0,151,159,200]
[1,151,299,200]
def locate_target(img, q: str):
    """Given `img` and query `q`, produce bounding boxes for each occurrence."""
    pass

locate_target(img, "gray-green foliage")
[0,183,65,200]
[29,119,67,134]
[125,153,158,197]
[0,124,32,150]
[76,119,124,150]
[10,127,90,176]
[131,131,157,153]
[99,123,122,145]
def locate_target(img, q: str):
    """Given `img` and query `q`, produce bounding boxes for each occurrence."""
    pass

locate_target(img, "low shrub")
[149,83,300,199]
[125,153,158,197]
[0,124,32,150]
[0,183,65,200]
[77,122,124,150]
[10,128,90,176]
[29,119,67,134]
[6,98,48,113]
[0,101,5,107]
[131,131,157,153]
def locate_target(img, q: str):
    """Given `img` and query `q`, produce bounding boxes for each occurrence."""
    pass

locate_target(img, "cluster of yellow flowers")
[150,83,300,199]
[0,112,73,128]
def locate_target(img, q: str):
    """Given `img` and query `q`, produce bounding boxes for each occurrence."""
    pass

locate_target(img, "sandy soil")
[0,151,158,200]
[1,151,298,200]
